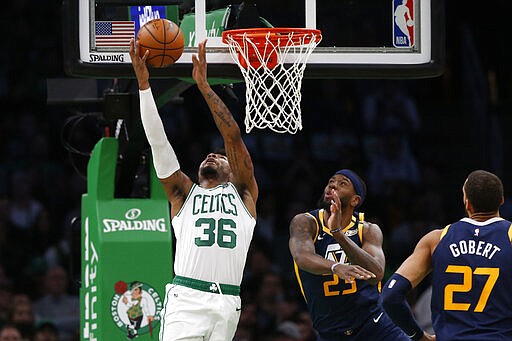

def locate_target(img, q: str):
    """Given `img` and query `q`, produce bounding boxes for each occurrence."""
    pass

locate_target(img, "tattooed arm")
[192,40,258,216]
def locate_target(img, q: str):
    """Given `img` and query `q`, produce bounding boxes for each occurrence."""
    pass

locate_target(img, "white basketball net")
[224,30,321,134]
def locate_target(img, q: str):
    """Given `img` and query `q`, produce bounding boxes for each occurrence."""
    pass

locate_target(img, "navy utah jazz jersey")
[294,209,381,336]
[431,217,512,340]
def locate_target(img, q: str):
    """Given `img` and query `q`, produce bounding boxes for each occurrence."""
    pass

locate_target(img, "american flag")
[95,21,135,47]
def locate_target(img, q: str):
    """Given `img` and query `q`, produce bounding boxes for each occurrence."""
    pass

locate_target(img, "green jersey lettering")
[194,217,237,248]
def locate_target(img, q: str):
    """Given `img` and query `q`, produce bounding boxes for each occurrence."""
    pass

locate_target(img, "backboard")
[63,0,444,80]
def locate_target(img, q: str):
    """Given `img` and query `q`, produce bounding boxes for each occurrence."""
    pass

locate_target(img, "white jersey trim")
[228,182,255,220]
[175,183,197,218]
[460,217,504,226]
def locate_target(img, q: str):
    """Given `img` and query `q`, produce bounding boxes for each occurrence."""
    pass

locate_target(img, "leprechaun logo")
[111,280,163,339]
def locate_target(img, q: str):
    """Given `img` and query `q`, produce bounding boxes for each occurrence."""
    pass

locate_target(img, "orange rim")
[222,28,322,45]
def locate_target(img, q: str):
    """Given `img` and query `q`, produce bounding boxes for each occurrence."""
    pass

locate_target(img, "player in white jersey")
[129,39,258,341]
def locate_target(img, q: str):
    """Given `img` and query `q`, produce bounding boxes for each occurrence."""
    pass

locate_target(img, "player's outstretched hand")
[129,38,150,90]
[192,39,208,88]
[332,263,376,282]
[419,333,436,341]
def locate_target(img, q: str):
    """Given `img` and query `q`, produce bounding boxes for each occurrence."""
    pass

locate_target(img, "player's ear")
[464,199,472,213]
[351,195,361,208]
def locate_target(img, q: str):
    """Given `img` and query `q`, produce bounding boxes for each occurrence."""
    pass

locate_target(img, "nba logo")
[393,0,415,47]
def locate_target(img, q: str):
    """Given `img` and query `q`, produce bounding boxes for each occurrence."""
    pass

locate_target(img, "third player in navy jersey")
[383,170,512,341]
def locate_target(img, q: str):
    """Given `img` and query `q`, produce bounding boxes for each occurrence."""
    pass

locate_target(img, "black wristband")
[330,227,343,234]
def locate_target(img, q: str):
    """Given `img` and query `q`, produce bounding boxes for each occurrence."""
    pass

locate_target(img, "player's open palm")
[419,333,436,341]
[333,263,375,282]
[327,189,342,231]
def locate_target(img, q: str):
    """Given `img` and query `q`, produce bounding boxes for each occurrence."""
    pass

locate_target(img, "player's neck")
[199,178,226,188]
[468,211,500,222]
[341,210,354,228]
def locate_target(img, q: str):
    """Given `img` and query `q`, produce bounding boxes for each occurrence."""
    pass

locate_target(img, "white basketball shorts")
[159,284,241,341]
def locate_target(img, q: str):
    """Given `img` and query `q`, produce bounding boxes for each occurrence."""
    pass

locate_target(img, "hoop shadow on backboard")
[63,0,445,80]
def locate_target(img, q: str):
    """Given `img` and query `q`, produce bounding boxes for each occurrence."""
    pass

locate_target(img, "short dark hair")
[464,170,503,213]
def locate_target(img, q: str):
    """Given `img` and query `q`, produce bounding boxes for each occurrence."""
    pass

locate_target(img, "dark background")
[0,0,511,340]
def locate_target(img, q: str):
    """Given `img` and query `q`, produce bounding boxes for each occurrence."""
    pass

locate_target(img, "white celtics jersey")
[171,182,256,286]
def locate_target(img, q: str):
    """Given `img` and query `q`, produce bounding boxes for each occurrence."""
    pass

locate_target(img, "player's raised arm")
[192,40,258,213]
[129,38,193,216]
[289,213,375,280]
[327,187,385,284]
[381,229,440,341]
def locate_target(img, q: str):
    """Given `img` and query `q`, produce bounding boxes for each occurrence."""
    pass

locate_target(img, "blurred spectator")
[0,199,11,256]
[242,246,278,298]
[283,141,318,189]
[254,271,284,334]
[311,129,360,167]
[0,1,511,339]
[8,170,44,231]
[32,322,59,341]
[25,209,72,289]
[260,134,294,163]
[232,326,253,341]
[254,193,277,247]
[10,295,31,311]
[275,296,300,326]
[295,311,316,341]
[33,267,78,341]
[234,302,258,341]
[366,134,421,198]
[31,209,66,270]
[360,81,420,160]
[0,324,22,341]
[0,266,8,287]
[0,284,13,328]
[386,182,446,271]
[9,300,35,341]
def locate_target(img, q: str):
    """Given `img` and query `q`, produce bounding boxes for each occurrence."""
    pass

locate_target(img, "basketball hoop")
[222,28,322,134]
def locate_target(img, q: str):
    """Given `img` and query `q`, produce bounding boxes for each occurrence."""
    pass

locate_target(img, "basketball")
[137,18,184,68]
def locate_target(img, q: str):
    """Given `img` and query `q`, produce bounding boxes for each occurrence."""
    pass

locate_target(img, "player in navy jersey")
[289,169,409,340]
[382,170,512,341]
